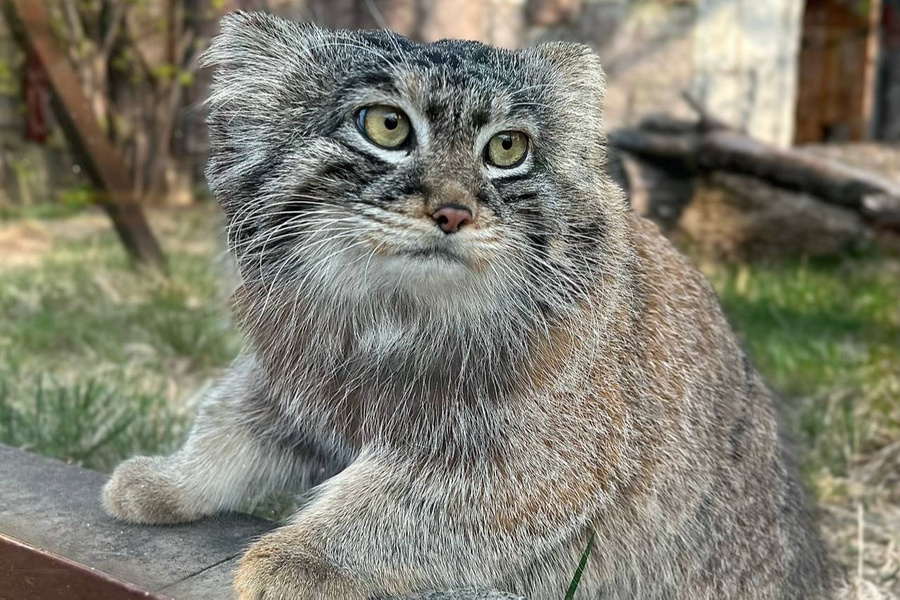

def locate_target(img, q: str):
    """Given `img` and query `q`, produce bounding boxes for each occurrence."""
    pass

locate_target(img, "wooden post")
[3,0,166,269]
[862,0,884,138]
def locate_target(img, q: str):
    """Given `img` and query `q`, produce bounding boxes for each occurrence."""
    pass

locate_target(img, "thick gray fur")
[103,11,841,600]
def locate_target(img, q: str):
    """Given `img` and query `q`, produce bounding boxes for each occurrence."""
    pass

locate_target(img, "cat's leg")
[103,353,316,524]
[232,450,594,600]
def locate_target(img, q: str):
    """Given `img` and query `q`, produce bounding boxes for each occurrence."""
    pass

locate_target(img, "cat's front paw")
[102,456,208,524]
[235,529,369,600]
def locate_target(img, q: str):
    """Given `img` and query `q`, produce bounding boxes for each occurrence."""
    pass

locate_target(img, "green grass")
[700,252,900,488]
[0,237,237,375]
[0,207,240,471]
[565,534,595,600]
[0,374,186,472]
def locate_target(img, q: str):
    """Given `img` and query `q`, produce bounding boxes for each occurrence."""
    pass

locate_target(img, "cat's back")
[521,211,840,598]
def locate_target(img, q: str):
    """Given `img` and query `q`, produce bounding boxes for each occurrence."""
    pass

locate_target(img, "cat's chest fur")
[248,295,589,462]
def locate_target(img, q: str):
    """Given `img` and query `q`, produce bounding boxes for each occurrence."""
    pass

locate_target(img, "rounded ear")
[520,42,609,172]
[201,11,319,72]
[200,11,326,111]
[527,42,607,108]
[201,12,328,208]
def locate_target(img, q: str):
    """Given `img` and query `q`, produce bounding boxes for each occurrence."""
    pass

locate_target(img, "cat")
[103,11,838,599]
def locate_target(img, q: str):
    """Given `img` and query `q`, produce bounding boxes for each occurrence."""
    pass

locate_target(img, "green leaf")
[564,532,595,600]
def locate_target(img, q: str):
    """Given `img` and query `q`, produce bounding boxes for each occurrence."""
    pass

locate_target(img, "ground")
[0,204,898,596]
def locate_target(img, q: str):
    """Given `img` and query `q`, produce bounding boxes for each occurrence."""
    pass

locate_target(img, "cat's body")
[103,12,836,599]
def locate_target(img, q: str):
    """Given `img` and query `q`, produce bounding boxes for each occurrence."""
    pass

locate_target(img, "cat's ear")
[528,42,607,109]
[202,13,329,207]
[201,12,325,108]
[202,11,321,70]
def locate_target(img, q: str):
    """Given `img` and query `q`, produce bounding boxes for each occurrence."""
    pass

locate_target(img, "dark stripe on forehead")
[344,70,399,95]
[424,102,444,124]
[358,30,416,54]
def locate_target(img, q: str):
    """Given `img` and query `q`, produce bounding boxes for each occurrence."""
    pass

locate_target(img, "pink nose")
[431,205,473,234]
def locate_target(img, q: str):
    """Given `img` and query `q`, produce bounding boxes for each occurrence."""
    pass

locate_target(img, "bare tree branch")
[61,0,89,55]
[176,29,195,66]
[100,0,127,60]
[681,91,731,132]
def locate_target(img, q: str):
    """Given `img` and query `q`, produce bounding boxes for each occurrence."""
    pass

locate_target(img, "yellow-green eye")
[485,131,528,168]
[357,105,411,149]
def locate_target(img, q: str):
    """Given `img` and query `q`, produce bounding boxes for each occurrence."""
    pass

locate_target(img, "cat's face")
[204,12,624,324]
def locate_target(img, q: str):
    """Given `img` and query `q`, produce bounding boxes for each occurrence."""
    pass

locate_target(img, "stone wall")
[692,0,804,147]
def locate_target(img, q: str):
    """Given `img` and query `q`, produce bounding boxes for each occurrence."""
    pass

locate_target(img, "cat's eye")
[485,131,528,168]
[357,105,411,149]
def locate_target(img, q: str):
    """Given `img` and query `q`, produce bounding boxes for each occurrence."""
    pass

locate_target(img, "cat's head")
[203,12,627,330]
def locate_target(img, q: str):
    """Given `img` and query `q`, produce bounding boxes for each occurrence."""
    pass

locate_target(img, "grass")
[0,374,184,473]
[699,253,900,485]
[697,251,900,593]
[0,205,240,471]
[0,205,897,593]
[565,534,595,600]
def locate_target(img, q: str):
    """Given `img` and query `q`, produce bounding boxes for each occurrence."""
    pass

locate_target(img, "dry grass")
[699,254,900,597]
[0,204,898,594]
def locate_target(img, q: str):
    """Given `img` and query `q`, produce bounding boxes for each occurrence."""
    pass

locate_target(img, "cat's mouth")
[397,245,467,265]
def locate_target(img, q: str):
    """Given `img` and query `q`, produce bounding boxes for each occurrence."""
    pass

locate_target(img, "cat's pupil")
[385,115,399,130]
[502,137,512,150]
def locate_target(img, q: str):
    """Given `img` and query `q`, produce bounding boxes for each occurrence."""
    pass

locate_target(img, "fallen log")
[608,117,900,231]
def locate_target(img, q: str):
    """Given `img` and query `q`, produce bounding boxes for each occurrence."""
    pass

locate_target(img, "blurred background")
[0,0,897,595]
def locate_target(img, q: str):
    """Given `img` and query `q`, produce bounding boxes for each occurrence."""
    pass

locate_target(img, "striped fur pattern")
[103,12,838,599]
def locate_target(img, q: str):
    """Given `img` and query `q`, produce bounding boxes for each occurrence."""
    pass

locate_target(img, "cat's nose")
[431,205,473,234]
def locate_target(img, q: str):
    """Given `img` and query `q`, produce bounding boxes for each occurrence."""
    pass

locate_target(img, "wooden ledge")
[0,444,274,599]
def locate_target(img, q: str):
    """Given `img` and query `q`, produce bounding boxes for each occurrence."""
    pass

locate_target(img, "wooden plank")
[3,0,166,269]
[0,533,162,600]
[0,444,275,598]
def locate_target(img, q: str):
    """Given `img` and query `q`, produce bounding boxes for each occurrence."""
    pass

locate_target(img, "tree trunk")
[4,0,166,269]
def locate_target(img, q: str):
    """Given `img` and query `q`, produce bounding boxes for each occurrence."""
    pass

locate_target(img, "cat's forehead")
[338,31,539,106]
[353,31,514,80]
[326,32,549,126]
